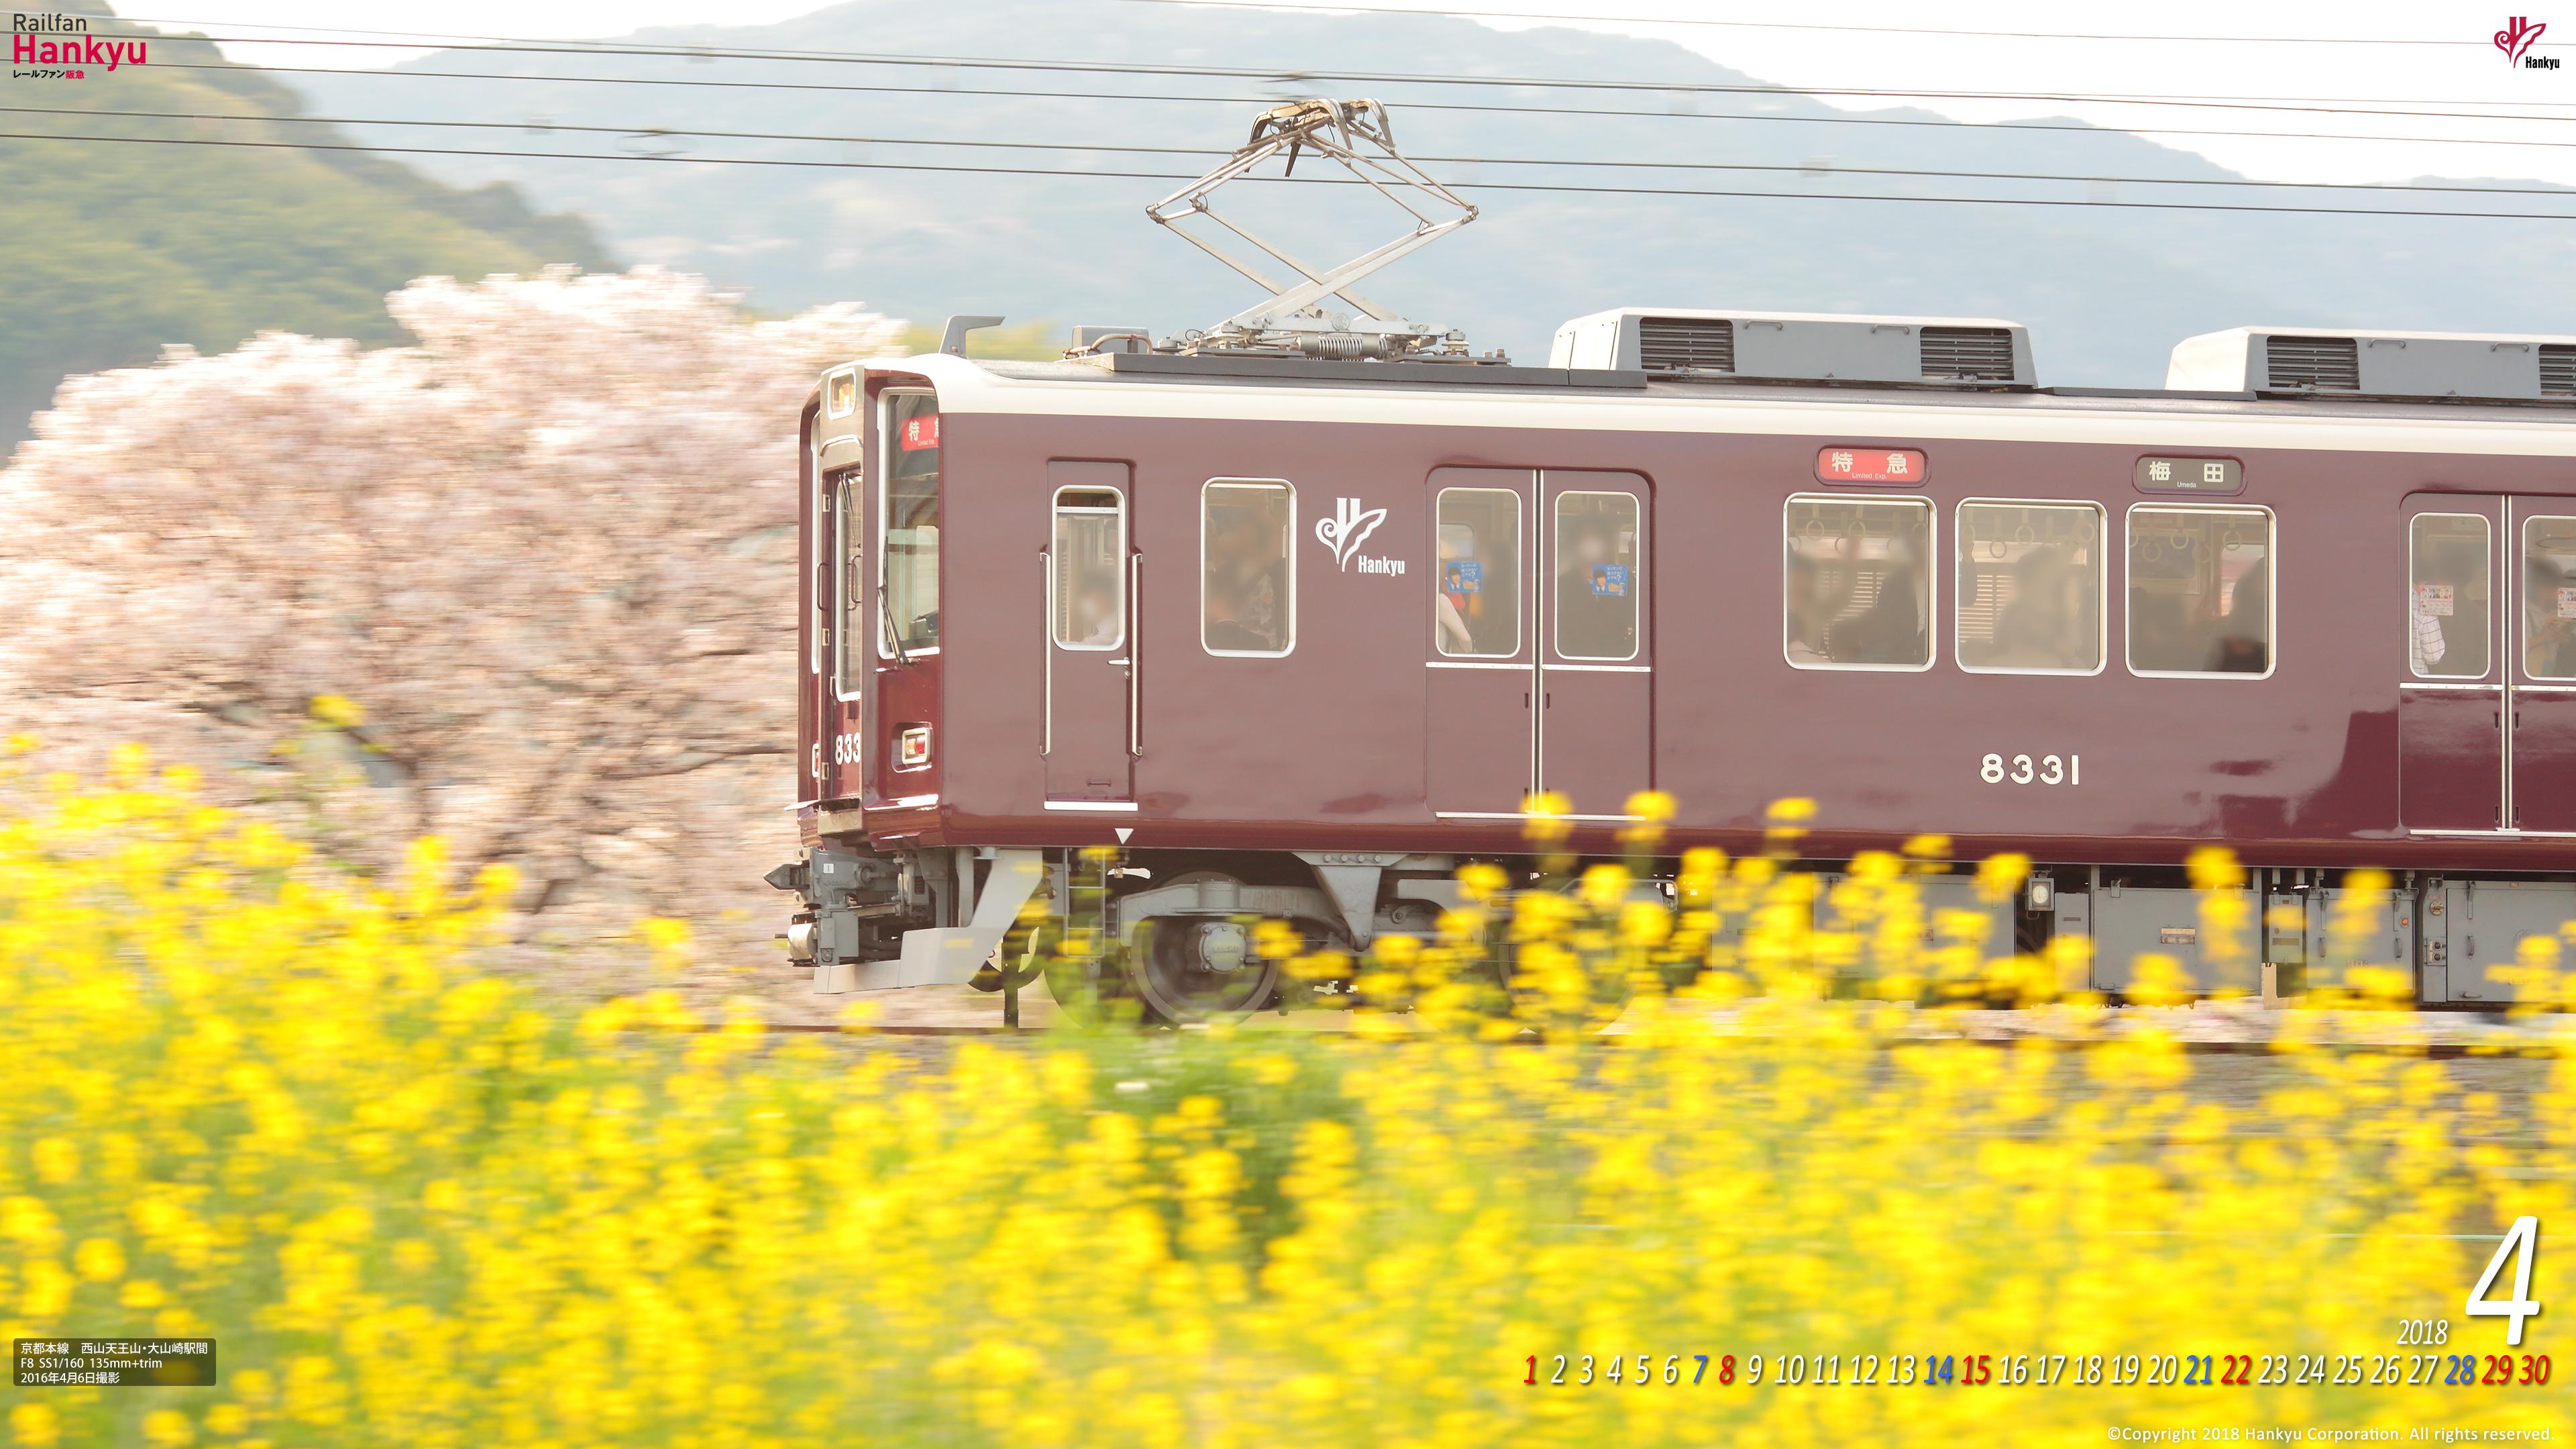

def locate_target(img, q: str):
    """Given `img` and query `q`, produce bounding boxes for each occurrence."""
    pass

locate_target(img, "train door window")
[1784,495,1935,670]
[834,470,866,696]
[1201,480,1295,657]
[1955,501,2105,674]
[1052,488,1126,651]
[878,390,941,657]
[2408,513,2491,680]
[1552,491,1641,661]
[2125,504,2273,678]
[1436,487,1521,657]
[2524,515,2576,681]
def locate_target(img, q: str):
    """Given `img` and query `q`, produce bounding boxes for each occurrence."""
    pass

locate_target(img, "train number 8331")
[1979,753,2080,786]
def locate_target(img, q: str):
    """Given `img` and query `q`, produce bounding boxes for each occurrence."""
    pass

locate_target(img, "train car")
[769,311,2576,1018]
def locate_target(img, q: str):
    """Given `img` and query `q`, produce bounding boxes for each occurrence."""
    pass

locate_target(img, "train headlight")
[897,725,932,769]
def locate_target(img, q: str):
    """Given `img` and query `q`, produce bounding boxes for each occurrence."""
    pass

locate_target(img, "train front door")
[2400,496,2576,834]
[1426,468,1654,820]
[1044,463,1135,804]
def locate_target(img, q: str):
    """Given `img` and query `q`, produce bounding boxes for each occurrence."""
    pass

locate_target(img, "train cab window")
[2409,514,2491,679]
[1955,502,2104,674]
[879,391,941,656]
[1052,488,1126,650]
[1553,492,1641,661]
[1201,480,1295,656]
[833,470,865,696]
[1784,496,1934,670]
[2524,516,2576,681]
[2126,505,2273,678]
[1436,488,1521,657]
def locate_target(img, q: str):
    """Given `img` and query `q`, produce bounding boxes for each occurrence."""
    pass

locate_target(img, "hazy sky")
[123,1,2576,185]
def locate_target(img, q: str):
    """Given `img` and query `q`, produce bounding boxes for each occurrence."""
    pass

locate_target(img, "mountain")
[280,0,2576,385]
[1,1,612,448]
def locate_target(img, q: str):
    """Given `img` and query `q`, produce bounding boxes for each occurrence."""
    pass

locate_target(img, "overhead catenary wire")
[89,26,2576,124]
[101,58,2576,157]
[1097,0,2570,50]
[9,127,2576,221]
[17,103,2576,200]
[117,5,2568,52]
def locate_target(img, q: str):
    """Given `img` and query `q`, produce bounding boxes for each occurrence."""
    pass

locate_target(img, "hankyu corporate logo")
[2496,15,2557,67]
[1314,496,1403,575]
[11,12,149,80]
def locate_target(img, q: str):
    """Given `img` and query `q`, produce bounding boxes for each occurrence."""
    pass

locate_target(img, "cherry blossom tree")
[0,267,902,991]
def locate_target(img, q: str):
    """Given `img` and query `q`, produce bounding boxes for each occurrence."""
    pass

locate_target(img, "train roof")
[859,351,2576,460]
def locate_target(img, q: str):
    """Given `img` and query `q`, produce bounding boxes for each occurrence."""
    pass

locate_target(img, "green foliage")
[0,7,612,449]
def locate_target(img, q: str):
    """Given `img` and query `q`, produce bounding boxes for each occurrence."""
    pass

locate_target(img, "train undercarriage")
[767,843,2567,1021]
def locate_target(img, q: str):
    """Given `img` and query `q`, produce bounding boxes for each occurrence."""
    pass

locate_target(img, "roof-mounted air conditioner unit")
[2167,327,2576,401]
[1550,309,2035,387]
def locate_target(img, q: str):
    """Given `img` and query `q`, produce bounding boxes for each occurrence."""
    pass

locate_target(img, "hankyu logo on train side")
[2497,15,2558,67]
[1316,496,1404,575]
[10,11,149,79]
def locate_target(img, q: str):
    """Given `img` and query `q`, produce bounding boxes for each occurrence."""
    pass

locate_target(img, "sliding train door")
[1537,473,1654,818]
[1426,469,1536,816]
[2514,506,2576,833]
[1425,468,1653,820]
[2400,495,2576,835]
[2400,498,2506,834]
[1044,462,1136,805]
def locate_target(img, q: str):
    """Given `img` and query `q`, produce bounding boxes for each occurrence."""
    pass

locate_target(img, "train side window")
[1784,494,1935,670]
[1955,501,2104,674]
[2524,515,2576,681]
[1553,491,1641,661]
[2126,504,2273,678]
[1201,480,1295,657]
[834,470,865,695]
[878,390,941,657]
[1052,488,1126,651]
[1436,487,1521,657]
[2409,513,2490,680]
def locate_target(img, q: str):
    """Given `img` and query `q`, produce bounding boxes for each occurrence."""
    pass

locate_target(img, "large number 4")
[2466,1216,2542,1346]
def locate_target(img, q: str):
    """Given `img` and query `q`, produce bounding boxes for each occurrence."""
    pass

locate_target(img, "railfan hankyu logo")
[1315,496,1403,574]
[2497,16,2557,67]
[11,12,149,78]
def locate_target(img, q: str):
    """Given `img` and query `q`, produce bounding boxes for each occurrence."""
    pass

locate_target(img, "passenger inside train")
[2410,523,2489,678]
[1201,484,1291,654]
[2527,555,2576,680]
[1554,509,1635,659]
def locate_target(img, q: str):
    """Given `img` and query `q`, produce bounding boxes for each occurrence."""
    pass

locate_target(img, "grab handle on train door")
[1129,550,1142,757]
[1041,551,1054,757]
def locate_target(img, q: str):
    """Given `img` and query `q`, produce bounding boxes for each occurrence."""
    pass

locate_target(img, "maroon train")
[770,310,2576,1017]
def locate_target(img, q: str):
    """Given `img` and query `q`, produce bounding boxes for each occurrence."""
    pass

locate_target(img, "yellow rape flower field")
[1,759,2570,1447]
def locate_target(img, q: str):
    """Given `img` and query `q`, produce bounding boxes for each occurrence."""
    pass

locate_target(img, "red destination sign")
[899,415,941,451]
[1815,446,1927,485]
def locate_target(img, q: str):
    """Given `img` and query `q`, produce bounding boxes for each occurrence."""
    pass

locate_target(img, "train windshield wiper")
[878,582,913,666]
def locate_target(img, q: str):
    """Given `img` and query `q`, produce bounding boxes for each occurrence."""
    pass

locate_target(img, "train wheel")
[1040,949,1126,1023]
[1124,914,1283,1026]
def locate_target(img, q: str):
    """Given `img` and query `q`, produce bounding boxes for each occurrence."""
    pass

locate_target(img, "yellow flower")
[72,1237,125,1283]
[9,1402,60,1449]
[30,1138,78,1185]
[1624,789,1676,822]
[307,693,366,728]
